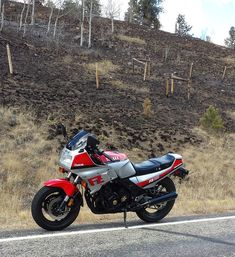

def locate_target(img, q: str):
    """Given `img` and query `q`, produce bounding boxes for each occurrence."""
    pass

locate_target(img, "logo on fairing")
[88,175,104,186]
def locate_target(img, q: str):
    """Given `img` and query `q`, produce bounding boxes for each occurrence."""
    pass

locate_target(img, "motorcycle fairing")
[71,160,136,194]
[72,152,96,168]
[44,178,78,197]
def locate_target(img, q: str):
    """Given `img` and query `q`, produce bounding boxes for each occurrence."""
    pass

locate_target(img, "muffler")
[141,192,178,208]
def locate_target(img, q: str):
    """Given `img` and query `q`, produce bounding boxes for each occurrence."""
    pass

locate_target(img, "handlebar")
[94,148,113,162]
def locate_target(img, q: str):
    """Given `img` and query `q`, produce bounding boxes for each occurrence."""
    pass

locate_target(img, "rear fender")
[173,167,189,179]
[44,178,78,197]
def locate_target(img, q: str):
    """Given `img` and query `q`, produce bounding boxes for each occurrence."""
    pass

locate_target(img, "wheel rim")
[41,191,71,222]
[144,184,170,214]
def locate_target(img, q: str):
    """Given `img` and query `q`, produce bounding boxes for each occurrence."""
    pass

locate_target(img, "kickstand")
[123,210,128,228]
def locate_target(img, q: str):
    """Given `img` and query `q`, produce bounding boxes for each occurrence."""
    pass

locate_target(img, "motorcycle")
[31,130,188,231]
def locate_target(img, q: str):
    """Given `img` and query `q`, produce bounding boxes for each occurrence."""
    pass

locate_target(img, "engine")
[90,181,131,212]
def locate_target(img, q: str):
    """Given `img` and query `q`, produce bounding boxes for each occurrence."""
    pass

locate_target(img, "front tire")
[31,186,81,231]
[136,177,176,223]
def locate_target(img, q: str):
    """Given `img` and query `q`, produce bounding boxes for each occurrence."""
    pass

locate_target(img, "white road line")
[0,215,235,243]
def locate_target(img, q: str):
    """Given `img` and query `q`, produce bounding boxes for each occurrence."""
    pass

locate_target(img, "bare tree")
[19,0,26,31]
[0,0,5,32]
[47,4,54,35]
[23,0,31,37]
[80,0,85,46]
[105,0,120,34]
[53,8,61,38]
[88,0,93,48]
[53,1,75,38]
[31,0,35,25]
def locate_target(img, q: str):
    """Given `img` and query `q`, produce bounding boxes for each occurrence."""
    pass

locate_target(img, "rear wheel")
[31,186,81,231]
[136,177,176,222]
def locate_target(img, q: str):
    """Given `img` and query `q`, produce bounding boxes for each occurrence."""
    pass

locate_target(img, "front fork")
[44,172,84,212]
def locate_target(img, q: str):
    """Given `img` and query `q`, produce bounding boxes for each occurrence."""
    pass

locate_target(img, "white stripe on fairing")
[0,215,235,243]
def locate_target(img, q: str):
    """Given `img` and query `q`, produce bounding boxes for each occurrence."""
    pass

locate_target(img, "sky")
[101,0,235,46]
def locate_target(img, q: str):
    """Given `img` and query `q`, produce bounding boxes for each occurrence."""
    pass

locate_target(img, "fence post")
[171,78,174,94]
[96,63,99,89]
[143,62,148,81]
[6,44,13,75]
[187,80,191,100]
[166,78,169,97]
[222,66,227,81]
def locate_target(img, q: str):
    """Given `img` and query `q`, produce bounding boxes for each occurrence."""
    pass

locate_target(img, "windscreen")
[66,130,90,151]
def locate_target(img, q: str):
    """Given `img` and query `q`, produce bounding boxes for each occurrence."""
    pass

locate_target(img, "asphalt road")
[0,214,235,257]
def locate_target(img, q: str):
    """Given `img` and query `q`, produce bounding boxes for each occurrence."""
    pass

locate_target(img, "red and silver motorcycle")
[31,130,188,230]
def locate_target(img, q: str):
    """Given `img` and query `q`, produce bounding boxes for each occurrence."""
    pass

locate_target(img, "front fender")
[44,178,78,197]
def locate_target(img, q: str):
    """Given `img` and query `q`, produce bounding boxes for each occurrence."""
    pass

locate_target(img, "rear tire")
[136,177,176,223]
[31,186,81,231]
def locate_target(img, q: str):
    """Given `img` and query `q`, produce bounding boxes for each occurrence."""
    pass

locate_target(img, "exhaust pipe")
[141,192,178,208]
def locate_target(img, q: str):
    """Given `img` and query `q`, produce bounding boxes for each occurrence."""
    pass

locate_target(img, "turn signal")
[58,167,65,173]
[81,180,87,188]
[67,198,74,207]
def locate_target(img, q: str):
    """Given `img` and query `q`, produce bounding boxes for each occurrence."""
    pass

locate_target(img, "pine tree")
[62,0,101,18]
[175,14,192,37]
[125,0,139,23]
[125,0,163,28]
[138,0,163,28]
[225,26,235,49]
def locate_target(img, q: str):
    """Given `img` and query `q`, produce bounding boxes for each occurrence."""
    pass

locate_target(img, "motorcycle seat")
[133,154,175,176]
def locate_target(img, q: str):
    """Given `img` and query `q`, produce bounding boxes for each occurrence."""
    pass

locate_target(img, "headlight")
[59,148,73,168]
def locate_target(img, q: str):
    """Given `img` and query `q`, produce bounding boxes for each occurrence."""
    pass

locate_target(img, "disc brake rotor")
[44,195,70,221]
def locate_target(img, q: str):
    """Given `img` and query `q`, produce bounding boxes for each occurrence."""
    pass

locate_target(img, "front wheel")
[136,177,176,223]
[31,186,81,231]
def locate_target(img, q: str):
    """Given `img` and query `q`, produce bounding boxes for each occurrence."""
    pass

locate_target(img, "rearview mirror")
[87,135,100,148]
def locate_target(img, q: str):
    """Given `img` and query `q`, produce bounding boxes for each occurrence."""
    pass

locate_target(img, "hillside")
[0,2,235,229]
[0,1,235,156]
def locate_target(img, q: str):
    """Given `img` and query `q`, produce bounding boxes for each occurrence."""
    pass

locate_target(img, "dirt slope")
[0,2,235,157]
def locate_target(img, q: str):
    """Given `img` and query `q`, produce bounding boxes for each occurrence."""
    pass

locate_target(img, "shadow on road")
[141,227,235,247]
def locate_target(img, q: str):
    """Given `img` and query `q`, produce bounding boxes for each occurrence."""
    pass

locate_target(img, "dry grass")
[62,55,73,64]
[226,111,235,120]
[86,60,119,76]
[143,98,153,117]
[0,107,58,229]
[220,55,235,65]
[116,35,146,45]
[172,128,235,215]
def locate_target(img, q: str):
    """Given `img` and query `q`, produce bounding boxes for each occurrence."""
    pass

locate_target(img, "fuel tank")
[107,159,136,178]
